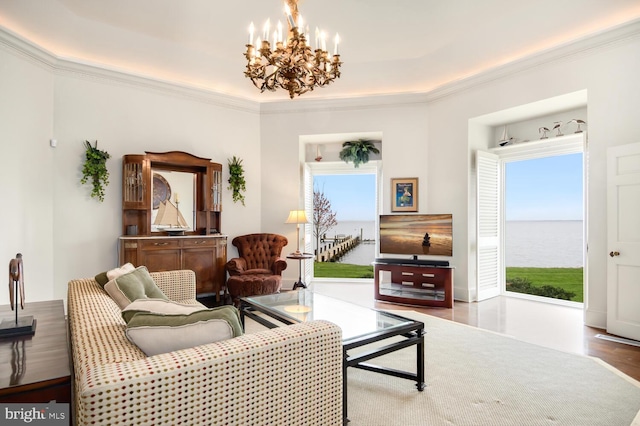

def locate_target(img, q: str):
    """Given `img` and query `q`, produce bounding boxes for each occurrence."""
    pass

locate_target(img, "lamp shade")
[285,210,309,224]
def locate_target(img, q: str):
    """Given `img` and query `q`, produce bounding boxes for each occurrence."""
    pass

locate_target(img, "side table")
[0,300,71,403]
[286,253,314,290]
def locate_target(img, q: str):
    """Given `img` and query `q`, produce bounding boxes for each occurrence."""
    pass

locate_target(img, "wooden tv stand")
[373,261,453,308]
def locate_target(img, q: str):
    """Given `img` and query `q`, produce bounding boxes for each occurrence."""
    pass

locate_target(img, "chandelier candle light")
[245,0,342,99]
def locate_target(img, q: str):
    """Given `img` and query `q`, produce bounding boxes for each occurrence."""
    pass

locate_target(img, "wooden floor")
[312,281,640,382]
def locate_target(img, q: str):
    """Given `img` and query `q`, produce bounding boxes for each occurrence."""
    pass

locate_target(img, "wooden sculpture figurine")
[9,253,25,310]
[1,253,35,337]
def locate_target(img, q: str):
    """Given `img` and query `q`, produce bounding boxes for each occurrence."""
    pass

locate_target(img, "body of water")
[315,220,376,266]
[506,220,583,268]
[320,220,377,241]
[314,219,584,268]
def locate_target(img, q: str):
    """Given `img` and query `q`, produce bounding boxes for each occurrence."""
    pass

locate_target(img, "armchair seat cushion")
[241,268,272,275]
[227,274,282,305]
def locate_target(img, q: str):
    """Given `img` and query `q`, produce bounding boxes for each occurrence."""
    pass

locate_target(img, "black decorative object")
[552,121,564,137]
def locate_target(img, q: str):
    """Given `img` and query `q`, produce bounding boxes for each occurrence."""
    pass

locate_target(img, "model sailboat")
[154,200,188,228]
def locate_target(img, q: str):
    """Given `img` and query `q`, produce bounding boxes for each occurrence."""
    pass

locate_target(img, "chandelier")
[244,0,342,99]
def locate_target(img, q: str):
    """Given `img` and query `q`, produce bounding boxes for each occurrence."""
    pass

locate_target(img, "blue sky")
[314,174,376,221]
[505,153,583,221]
[314,152,583,221]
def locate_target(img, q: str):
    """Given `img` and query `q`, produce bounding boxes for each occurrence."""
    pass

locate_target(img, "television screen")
[379,214,453,257]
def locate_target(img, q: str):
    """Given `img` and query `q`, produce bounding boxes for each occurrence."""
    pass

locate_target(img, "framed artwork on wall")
[391,178,418,212]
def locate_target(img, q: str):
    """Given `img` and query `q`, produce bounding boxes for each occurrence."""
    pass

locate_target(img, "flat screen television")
[379,214,453,259]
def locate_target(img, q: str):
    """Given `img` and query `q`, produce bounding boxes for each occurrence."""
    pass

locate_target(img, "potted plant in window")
[339,139,380,168]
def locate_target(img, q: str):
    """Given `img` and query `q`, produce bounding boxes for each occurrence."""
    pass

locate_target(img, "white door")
[476,151,502,301]
[607,142,640,340]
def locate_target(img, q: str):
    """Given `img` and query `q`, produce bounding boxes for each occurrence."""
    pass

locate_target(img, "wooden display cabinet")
[121,151,227,300]
[122,151,222,236]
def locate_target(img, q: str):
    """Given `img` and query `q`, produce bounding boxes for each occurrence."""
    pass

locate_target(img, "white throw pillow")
[107,262,136,280]
[123,302,244,356]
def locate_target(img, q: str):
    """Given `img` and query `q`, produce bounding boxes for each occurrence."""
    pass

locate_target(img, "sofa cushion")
[121,298,207,323]
[125,305,244,356]
[95,263,135,288]
[104,266,168,309]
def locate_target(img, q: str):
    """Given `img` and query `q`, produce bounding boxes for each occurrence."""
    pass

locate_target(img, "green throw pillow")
[121,298,208,323]
[95,271,109,287]
[104,266,168,309]
[95,263,135,288]
[125,305,244,356]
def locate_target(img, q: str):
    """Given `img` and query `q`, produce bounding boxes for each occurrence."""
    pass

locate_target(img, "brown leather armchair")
[225,233,288,306]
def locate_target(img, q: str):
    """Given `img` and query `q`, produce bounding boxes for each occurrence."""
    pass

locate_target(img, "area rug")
[245,310,640,426]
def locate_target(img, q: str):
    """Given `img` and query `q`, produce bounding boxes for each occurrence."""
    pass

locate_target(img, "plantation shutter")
[476,150,502,301]
[303,164,314,284]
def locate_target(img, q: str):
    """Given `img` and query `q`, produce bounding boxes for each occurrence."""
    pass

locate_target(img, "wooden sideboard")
[119,235,227,300]
[0,300,71,403]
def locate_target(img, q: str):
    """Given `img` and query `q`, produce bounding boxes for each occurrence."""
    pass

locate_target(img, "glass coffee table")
[240,290,425,422]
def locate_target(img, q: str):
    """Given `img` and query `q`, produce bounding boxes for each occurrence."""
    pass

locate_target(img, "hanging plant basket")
[227,156,246,206]
[80,140,110,202]
[339,139,380,168]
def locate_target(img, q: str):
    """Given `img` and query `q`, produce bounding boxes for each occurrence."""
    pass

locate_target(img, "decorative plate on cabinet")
[152,173,171,209]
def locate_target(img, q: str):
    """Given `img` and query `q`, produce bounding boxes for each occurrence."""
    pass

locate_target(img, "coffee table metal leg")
[343,349,350,423]
[416,328,426,391]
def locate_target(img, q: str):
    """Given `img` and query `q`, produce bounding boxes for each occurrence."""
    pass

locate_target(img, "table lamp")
[285,210,309,255]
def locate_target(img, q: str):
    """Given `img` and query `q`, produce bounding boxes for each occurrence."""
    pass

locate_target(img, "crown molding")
[0,26,56,71]
[259,92,431,115]
[2,18,639,115]
[0,26,260,114]
[422,18,640,103]
[53,58,260,113]
[262,18,640,113]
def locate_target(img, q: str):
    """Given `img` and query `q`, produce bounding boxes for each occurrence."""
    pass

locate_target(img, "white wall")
[50,74,261,302]
[0,31,261,305]
[0,45,55,305]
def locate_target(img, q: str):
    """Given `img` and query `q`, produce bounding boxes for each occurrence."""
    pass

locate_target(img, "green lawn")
[314,263,583,303]
[314,262,374,279]
[506,267,583,302]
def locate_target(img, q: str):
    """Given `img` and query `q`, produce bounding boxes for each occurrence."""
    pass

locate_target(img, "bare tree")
[313,186,338,261]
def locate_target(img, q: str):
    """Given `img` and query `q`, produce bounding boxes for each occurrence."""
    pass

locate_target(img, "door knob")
[609,251,620,257]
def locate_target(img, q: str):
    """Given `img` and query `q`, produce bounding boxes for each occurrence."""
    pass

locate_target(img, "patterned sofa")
[67,270,343,425]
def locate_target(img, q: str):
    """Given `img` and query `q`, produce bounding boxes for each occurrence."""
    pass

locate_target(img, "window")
[477,133,586,304]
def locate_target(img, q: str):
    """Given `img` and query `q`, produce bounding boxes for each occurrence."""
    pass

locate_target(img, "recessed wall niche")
[493,106,587,148]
